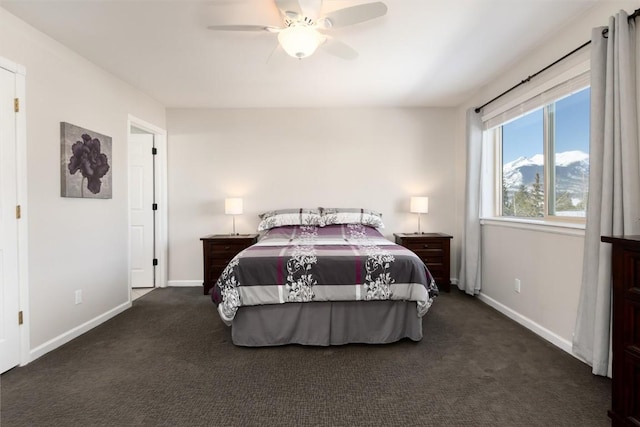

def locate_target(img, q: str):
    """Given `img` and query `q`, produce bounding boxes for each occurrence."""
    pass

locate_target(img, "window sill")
[480,217,585,237]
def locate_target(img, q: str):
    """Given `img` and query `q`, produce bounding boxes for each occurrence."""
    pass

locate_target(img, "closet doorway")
[127,117,167,297]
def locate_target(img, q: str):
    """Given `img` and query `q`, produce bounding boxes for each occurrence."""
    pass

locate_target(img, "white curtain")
[459,108,483,296]
[573,11,640,377]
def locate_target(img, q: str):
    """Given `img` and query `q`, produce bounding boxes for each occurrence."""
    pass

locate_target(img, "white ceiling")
[1,0,605,108]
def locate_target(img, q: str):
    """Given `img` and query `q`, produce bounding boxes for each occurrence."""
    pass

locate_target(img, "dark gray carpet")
[1,288,610,426]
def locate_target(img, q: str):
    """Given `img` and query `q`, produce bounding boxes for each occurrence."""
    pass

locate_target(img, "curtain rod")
[473,7,640,114]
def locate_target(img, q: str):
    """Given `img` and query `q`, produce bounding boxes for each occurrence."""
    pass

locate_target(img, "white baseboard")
[28,301,131,364]
[477,292,574,357]
[167,280,202,287]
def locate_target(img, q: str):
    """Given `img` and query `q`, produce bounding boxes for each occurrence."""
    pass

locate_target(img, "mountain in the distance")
[503,150,589,202]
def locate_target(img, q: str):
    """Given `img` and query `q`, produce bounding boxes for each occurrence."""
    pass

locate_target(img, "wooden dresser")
[201,234,258,295]
[601,235,640,426]
[394,233,452,292]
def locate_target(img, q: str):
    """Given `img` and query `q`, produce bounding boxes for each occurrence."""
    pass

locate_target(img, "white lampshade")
[225,198,243,215]
[410,196,429,214]
[277,25,324,59]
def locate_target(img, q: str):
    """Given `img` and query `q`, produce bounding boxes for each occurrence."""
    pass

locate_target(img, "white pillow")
[257,208,322,231]
[319,208,384,229]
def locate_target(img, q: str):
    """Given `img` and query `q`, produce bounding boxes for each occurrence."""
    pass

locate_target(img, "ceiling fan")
[207,0,388,60]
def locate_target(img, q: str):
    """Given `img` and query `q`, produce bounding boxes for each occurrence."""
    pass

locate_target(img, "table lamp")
[410,196,429,234]
[225,198,243,235]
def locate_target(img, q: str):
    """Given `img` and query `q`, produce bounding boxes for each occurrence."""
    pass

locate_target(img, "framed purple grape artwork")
[60,122,112,199]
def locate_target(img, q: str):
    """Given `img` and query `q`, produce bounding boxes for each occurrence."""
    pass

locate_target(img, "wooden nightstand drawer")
[201,234,258,295]
[206,266,225,284]
[204,241,254,267]
[415,254,444,265]
[211,258,234,268]
[401,240,445,251]
[427,268,445,282]
[394,232,453,292]
[205,241,253,256]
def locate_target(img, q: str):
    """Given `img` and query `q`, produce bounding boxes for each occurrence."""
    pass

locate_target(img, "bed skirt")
[231,300,423,346]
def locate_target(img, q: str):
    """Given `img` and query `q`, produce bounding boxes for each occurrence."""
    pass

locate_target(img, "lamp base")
[415,213,425,235]
[230,215,238,236]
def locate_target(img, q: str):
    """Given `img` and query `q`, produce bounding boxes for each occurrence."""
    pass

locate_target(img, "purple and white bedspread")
[212,224,438,325]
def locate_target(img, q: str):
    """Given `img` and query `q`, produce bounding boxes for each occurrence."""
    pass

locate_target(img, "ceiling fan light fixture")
[277,24,324,59]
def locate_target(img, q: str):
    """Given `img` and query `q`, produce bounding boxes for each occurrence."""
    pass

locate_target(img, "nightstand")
[200,234,258,295]
[394,233,453,292]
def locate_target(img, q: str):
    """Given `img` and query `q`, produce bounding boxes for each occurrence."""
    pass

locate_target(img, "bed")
[211,208,439,346]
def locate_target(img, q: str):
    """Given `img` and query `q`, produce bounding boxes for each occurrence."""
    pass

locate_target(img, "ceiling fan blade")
[275,0,303,20]
[321,38,358,60]
[207,25,281,32]
[320,2,387,29]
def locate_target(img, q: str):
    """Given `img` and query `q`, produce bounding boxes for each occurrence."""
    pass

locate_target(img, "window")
[501,108,544,217]
[491,86,590,221]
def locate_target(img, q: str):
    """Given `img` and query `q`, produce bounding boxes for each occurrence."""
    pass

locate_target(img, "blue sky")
[502,87,590,163]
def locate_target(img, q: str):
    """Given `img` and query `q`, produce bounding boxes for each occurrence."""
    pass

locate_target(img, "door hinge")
[152,203,158,211]
[18,311,23,325]
[153,258,158,266]
[14,98,19,113]
[151,147,157,155]
[16,205,21,219]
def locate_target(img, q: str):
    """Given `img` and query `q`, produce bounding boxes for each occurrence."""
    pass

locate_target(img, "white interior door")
[129,132,155,288]
[0,66,20,373]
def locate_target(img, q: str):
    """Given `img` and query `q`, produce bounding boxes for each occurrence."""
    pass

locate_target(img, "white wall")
[0,9,166,356]
[166,107,457,284]
[480,223,584,351]
[454,1,638,353]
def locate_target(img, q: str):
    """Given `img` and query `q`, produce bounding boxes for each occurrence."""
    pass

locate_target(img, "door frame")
[127,115,168,294]
[0,56,30,367]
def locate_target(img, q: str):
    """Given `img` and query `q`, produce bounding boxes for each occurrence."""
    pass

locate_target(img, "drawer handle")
[424,258,428,262]
[224,246,231,250]
[423,244,429,248]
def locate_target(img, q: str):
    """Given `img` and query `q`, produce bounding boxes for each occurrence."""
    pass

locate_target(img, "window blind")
[483,71,590,130]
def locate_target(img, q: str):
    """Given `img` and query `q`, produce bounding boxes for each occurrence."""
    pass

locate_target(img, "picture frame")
[60,122,112,199]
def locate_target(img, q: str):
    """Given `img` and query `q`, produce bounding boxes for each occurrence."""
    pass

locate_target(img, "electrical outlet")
[75,290,82,305]
[514,279,521,293]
